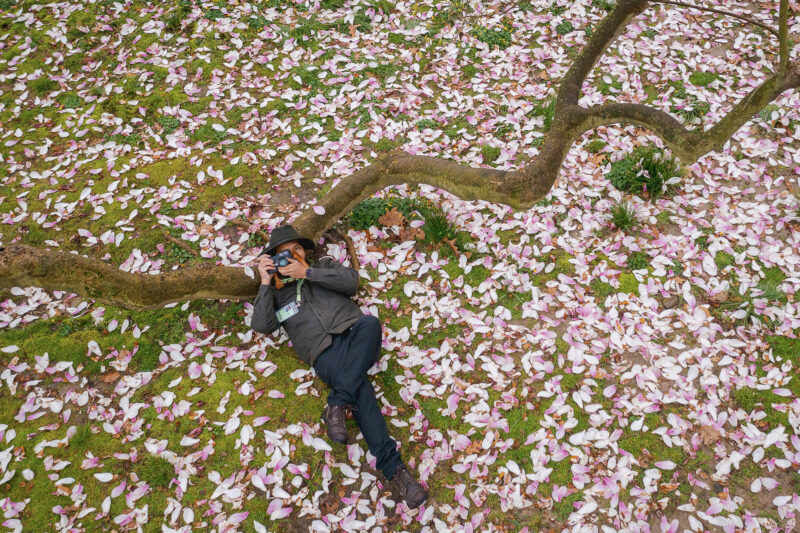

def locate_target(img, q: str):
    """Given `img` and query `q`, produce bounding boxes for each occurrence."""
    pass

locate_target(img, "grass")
[608,199,637,231]
[716,265,787,329]
[531,96,556,132]
[714,251,735,270]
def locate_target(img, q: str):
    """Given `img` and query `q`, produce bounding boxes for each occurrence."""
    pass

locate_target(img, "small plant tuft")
[416,118,439,130]
[531,96,556,132]
[157,116,181,135]
[139,456,175,489]
[627,251,649,271]
[608,200,637,231]
[470,20,514,50]
[58,92,83,109]
[204,8,224,20]
[592,0,616,11]
[555,20,575,35]
[586,139,607,153]
[607,146,682,200]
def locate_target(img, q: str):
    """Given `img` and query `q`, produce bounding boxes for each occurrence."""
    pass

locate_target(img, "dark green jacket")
[250,256,363,366]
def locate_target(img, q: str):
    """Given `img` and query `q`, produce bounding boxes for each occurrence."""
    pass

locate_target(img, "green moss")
[714,251,735,270]
[590,279,614,303]
[137,456,175,489]
[618,273,639,295]
[481,145,501,164]
[688,71,720,86]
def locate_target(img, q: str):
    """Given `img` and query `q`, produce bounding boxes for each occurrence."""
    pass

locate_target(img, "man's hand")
[279,258,307,280]
[256,255,275,285]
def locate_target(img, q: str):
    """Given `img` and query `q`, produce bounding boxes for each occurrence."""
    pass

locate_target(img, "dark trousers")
[313,315,403,480]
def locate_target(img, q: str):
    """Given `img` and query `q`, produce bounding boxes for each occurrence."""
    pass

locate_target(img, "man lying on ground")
[249,224,428,509]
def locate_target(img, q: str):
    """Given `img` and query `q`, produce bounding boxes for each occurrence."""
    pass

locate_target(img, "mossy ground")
[0,0,797,530]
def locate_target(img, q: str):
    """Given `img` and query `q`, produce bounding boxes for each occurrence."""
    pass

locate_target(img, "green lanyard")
[283,259,311,304]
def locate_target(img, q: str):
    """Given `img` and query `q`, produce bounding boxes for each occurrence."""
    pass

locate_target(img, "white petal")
[311,438,332,452]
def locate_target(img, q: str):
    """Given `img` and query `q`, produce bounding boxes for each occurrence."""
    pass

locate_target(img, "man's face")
[276,240,306,262]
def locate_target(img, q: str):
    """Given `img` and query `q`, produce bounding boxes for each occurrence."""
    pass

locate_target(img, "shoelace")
[330,405,352,424]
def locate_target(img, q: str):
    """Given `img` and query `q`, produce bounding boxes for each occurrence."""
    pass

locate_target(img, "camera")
[258,247,294,279]
[268,250,293,275]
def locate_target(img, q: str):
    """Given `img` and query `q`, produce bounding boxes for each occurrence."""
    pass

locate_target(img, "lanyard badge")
[276,280,304,323]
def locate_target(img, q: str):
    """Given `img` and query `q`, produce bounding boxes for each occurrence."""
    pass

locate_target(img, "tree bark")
[2,0,797,310]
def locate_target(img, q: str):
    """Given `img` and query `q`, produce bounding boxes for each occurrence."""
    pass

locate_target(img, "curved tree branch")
[579,67,798,161]
[649,0,780,37]
[557,0,649,110]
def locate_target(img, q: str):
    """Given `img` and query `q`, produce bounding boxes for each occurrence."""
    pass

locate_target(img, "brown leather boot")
[321,404,349,444]
[390,465,428,509]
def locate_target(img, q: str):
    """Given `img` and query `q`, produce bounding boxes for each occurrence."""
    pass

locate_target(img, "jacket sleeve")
[307,256,360,296]
[250,284,280,335]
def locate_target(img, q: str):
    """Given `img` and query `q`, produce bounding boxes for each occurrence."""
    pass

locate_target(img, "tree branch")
[0,244,258,311]
[556,0,649,110]
[579,68,795,161]
[779,0,789,74]
[649,0,780,37]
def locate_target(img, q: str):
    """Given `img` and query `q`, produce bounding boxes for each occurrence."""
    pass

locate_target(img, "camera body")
[268,249,293,275]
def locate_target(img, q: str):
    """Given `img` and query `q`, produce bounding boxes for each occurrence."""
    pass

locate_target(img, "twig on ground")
[164,233,198,256]
[230,218,270,242]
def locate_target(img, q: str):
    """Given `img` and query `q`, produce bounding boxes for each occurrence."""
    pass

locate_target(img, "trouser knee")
[356,314,381,337]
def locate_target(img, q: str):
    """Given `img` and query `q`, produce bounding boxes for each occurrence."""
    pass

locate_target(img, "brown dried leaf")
[398,227,423,241]
[660,482,680,493]
[378,208,406,228]
[101,371,120,383]
[198,223,215,236]
[464,440,482,455]
[698,425,722,446]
